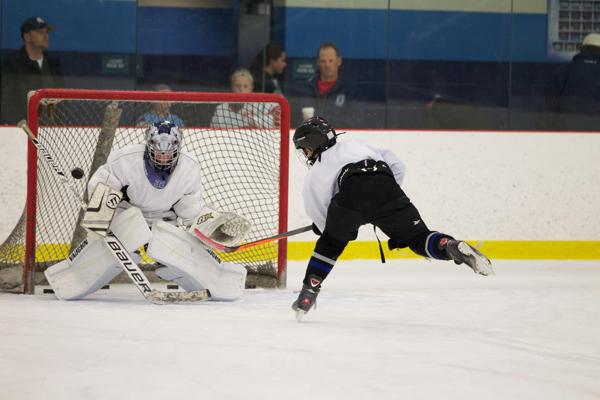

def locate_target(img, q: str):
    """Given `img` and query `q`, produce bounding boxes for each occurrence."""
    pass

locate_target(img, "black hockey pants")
[304,162,451,285]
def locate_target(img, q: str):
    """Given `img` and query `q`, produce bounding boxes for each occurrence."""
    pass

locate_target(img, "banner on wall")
[101,55,130,75]
[547,0,600,61]
[292,59,316,80]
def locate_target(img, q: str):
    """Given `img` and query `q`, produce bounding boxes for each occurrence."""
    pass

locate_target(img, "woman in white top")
[210,69,278,129]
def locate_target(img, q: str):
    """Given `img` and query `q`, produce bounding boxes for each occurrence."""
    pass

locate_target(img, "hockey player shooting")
[44,120,251,301]
[291,116,494,320]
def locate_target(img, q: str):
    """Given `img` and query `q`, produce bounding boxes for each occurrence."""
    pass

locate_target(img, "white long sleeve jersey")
[87,144,204,223]
[303,139,406,233]
[210,103,277,129]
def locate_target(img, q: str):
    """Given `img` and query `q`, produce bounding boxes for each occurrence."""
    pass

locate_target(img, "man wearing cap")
[544,32,600,130]
[1,16,63,123]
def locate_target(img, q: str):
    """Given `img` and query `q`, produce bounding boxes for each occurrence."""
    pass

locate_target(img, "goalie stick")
[18,120,87,210]
[103,233,209,304]
[193,225,312,253]
[18,120,210,304]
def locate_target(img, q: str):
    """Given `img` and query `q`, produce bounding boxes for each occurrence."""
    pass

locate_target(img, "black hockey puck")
[101,285,110,290]
[71,167,85,180]
[167,284,179,290]
[43,288,54,294]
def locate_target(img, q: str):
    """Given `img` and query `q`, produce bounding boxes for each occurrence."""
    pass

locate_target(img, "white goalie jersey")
[87,144,204,224]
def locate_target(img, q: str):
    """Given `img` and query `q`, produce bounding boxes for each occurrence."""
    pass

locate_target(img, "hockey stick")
[18,120,210,304]
[193,224,312,253]
[103,233,209,304]
[18,120,87,209]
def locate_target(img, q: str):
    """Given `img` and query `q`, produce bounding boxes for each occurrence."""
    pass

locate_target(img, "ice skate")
[445,240,494,276]
[292,275,321,321]
[292,287,319,321]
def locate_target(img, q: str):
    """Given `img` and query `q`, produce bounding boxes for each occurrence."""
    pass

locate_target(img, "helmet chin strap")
[313,131,344,164]
[331,130,346,141]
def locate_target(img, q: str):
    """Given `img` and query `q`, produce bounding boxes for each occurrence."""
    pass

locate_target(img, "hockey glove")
[188,206,251,246]
[311,223,322,236]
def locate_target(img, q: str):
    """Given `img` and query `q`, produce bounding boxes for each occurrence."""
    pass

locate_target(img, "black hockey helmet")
[293,116,338,165]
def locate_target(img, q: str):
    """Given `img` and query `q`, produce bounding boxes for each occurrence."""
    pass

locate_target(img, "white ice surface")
[1,259,599,400]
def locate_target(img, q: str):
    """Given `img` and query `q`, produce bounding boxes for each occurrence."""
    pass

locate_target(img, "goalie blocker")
[81,182,123,236]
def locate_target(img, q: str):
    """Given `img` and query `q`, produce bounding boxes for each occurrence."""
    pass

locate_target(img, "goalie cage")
[0,89,290,294]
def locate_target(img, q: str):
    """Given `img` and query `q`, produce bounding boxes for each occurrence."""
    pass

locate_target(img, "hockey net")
[0,89,290,294]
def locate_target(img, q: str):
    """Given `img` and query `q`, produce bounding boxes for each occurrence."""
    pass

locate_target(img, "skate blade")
[295,309,306,322]
[457,242,495,276]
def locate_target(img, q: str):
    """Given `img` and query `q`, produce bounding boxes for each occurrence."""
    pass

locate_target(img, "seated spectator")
[287,42,358,127]
[249,43,286,94]
[137,83,184,127]
[210,69,279,129]
[1,16,63,124]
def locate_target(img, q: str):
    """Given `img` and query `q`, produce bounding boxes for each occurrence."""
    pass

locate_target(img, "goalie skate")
[445,240,494,276]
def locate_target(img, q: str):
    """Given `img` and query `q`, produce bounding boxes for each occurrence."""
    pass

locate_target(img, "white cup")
[302,107,315,120]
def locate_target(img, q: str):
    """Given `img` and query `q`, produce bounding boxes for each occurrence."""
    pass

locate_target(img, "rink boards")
[1,127,599,261]
[286,129,600,260]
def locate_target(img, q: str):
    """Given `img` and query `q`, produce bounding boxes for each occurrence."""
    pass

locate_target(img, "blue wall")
[137,7,234,56]
[281,7,548,62]
[1,1,551,62]
[1,0,137,53]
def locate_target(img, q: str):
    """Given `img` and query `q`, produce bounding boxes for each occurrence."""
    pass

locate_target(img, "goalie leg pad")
[44,238,121,300]
[213,262,248,301]
[154,266,198,292]
[147,220,247,301]
[109,206,152,252]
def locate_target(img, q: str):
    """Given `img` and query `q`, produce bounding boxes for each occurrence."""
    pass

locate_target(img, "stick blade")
[147,289,211,304]
[192,228,238,253]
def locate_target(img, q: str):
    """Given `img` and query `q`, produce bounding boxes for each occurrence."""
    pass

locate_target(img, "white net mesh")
[0,90,289,293]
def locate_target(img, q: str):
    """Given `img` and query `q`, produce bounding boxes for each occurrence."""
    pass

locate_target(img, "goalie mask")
[293,116,338,166]
[144,120,182,188]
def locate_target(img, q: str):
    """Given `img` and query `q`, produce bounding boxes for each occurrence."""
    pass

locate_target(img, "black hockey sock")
[408,231,454,260]
[303,233,347,285]
[303,251,336,286]
[426,232,454,260]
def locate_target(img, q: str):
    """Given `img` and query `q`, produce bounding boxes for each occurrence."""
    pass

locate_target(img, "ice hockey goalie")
[44,120,251,301]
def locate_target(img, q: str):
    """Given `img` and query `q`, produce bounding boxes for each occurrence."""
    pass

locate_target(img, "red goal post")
[0,89,290,294]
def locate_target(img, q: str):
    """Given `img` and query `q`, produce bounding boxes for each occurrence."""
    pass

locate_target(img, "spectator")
[249,43,286,94]
[288,42,357,127]
[137,84,184,127]
[210,69,279,129]
[1,16,63,123]
[544,33,600,130]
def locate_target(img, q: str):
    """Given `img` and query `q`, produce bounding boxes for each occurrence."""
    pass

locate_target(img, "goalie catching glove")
[188,206,251,246]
